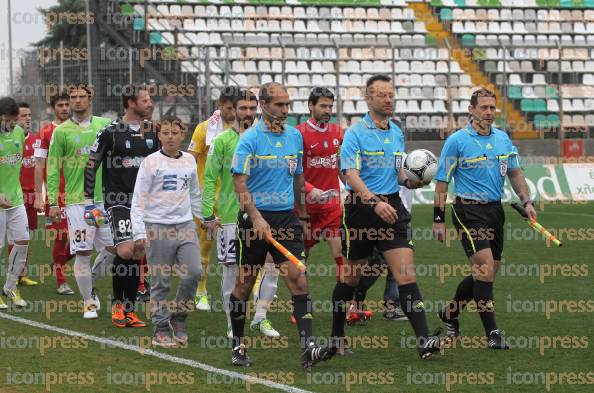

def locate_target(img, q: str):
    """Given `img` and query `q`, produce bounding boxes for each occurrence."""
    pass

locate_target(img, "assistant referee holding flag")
[433,88,537,349]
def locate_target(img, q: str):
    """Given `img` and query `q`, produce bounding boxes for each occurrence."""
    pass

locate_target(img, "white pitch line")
[0,312,316,393]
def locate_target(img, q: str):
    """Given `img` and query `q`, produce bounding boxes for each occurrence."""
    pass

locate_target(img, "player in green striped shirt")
[202,90,281,339]
[0,97,29,309]
[46,84,116,319]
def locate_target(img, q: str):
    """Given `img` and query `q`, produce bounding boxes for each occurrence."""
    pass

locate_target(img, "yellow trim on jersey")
[284,154,297,159]
[255,155,277,159]
[463,156,487,164]
[363,150,384,156]
[451,206,477,254]
[446,161,457,181]
[242,154,252,173]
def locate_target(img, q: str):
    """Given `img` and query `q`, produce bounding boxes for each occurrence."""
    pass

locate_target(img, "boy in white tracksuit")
[131,118,203,348]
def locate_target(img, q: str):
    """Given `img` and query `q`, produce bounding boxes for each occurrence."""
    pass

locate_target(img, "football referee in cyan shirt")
[433,88,537,349]
[330,74,442,360]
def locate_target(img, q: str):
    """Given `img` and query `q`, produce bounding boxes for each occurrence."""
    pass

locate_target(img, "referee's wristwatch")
[522,200,534,208]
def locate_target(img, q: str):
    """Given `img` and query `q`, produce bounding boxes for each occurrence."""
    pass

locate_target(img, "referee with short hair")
[229,82,335,369]
[331,74,442,359]
[433,88,537,349]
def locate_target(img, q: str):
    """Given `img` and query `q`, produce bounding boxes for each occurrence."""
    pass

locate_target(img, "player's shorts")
[304,207,342,250]
[0,205,30,248]
[451,197,504,261]
[342,192,413,261]
[217,223,237,264]
[65,203,114,253]
[235,210,304,267]
[106,205,133,246]
[23,191,38,230]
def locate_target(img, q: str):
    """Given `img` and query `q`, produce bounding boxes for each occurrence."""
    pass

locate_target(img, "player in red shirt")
[33,92,75,295]
[13,102,39,286]
[296,87,345,279]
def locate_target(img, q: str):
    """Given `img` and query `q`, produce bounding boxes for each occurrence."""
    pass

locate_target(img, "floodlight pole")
[8,0,14,95]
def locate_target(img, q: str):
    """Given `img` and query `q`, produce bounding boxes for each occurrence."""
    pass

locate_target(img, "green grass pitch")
[1,203,592,392]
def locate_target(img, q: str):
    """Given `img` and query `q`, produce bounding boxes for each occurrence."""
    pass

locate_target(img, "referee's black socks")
[399,282,430,339]
[473,280,497,336]
[331,282,357,339]
[229,293,247,348]
[446,274,474,319]
[292,294,313,349]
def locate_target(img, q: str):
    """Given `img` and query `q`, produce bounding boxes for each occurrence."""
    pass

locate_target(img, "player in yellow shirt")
[188,87,239,310]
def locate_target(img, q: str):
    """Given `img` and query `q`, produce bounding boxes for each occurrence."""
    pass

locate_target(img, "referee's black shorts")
[342,192,413,261]
[235,210,304,267]
[451,197,505,261]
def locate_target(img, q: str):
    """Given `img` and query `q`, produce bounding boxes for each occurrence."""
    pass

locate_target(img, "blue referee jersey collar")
[360,112,395,131]
[465,122,493,136]
[256,117,288,134]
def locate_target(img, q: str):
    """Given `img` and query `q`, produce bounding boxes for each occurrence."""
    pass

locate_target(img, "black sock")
[112,255,126,304]
[229,293,247,348]
[353,273,381,308]
[447,275,474,319]
[122,260,140,313]
[292,294,313,349]
[399,283,430,339]
[473,280,497,336]
[331,282,357,339]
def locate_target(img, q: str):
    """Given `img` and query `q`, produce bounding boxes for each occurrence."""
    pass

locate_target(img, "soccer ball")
[403,149,438,183]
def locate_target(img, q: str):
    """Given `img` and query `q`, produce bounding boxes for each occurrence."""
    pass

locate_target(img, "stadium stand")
[112,0,594,140]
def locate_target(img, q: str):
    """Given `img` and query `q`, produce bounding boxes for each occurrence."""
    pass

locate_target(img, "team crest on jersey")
[75,136,80,143]
[323,141,328,149]
[333,138,339,147]
[499,159,507,176]
[125,140,131,149]
[146,139,154,149]
[288,158,297,176]
[33,139,41,149]
[90,140,99,152]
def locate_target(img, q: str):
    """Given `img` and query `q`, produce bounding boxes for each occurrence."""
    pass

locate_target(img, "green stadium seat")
[547,114,560,127]
[462,34,475,47]
[425,35,438,46]
[149,32,162,45]
[440,8,453,21]
[534,114,547,129]
[572,0,584,6]
[546,86,559,99]
[534,99,547,112]
[454,0,466,6]
[585,0,594,8]
[120,4,135,16]
[521,99,533,112]
[431,0,443,6]
[560,0,573,6]
[508,86,522,99]
[547,0,561,6]
[536,0,547,5]
[133,18,145,31]
[287,116,299,127]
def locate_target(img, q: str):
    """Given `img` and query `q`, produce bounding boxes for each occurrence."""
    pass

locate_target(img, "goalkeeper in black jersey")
[84,84,159,328]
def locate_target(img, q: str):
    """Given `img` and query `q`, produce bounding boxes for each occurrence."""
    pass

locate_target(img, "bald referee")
[433,88,536,349]
[229,82,335,369]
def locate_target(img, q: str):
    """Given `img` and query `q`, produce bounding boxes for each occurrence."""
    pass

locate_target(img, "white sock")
[91,249,115,287]
[5,244,28,290]
[253,263,279,324]
[74,254,93,301]
[221,263,238,330]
